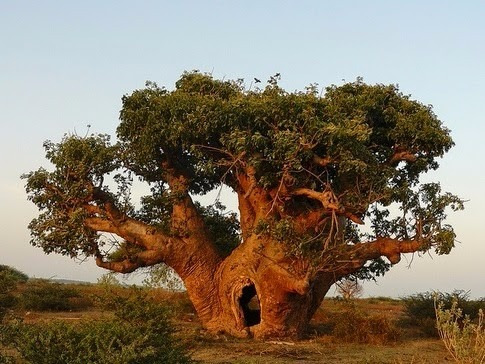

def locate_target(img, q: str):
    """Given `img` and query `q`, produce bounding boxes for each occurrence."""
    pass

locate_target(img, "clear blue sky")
[1,1,483,297]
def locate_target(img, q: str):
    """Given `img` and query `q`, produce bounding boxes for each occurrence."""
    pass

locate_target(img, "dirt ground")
[178,297,450,363]
[190,339,448,364]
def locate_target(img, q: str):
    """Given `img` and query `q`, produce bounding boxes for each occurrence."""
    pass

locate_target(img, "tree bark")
[171,233,337,339]
[168,234,428,339]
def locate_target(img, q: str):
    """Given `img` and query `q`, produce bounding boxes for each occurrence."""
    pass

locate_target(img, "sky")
[0,1,484,297]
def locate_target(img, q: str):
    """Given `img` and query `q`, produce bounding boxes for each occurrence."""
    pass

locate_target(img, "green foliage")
[0,352,14,364]
[1,289,192,364]
[20,280,82,311]
[0,266,28,319]
[330,302,400,344]
[0,266,28,283]
[197,202,240,256]
[403,290,485,337]
[435,299,485,363]
[142,264,184,291]
[24,71,462,281]
[22,134,120,258]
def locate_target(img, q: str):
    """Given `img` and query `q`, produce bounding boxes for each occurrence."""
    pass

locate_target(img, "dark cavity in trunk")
[239,283,261,327]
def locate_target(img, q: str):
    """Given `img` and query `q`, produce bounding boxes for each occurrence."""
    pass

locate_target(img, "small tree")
[24,72,463,338]
[336,279,363,300]
[0,266,28,283]
[20,280,80,312]
[97,272,121,288]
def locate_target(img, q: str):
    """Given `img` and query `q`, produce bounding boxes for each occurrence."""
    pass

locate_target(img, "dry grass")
[189,338,448,363]
[2,285,452,364]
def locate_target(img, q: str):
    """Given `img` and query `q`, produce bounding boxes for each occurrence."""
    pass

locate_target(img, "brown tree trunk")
[170,177,341,339]
[176,234,335,339]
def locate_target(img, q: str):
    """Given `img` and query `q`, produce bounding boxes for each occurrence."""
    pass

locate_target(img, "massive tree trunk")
[174,234,418,339]
[173,234,336,339]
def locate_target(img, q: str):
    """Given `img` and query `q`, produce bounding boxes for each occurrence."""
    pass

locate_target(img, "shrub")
[148,290,196,318]
[97,272,121,288]
[435,299,485,363]
[0,266,28,284]
[19,280,81,311]
[331,303,400,344]
[1,288,192,364]
[0,266,28,319]
[0,293,16,318]
[403,290,485,337]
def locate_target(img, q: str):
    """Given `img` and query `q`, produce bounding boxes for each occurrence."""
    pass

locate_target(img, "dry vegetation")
[3,278,477,363]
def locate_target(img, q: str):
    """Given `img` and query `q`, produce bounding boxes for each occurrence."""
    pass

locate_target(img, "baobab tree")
[24,72,463,338]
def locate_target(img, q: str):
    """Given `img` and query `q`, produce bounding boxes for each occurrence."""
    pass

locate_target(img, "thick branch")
[159,159,211,235]
[388,147,417,166]
[322,237,425,277]
[292,188,364,224]
[95,249,164,274]
[83,204,104,215]
[82,165,222,283]
[84,217,118,234]
[236,166,273,221]
[293,209,326,234]
[242,165,257,199]
[237,189,256,237]
[293,188,340,210]
[90,186,127,223]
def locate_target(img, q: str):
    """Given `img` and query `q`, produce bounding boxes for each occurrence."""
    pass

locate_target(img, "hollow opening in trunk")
[239,283,261,327]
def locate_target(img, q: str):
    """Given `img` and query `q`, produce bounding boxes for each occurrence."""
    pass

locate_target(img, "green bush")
[19,280,82,311]
[331,303,400,344]
[142,264,184,292]
[1,288,192,364]
[403,290,485,337]
[97,272,121,288]
[0,266,28,284]
[0,295,16,316]
[0,266,28,319]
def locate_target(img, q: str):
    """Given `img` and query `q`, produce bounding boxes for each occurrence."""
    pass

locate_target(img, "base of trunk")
[199,273,335,339]
[182,236,337,339]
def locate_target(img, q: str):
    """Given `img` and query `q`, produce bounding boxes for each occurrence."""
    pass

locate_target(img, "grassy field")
[1,281,458,363]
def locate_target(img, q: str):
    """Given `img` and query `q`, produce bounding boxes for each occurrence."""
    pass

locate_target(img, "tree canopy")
[24,71,463,279]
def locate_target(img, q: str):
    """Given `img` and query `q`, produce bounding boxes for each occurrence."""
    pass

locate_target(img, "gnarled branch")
[95,249,165,273]
[293,188,340,210]
[388,146,417,166]
[321,237,425,277]
[292,188,364,224]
